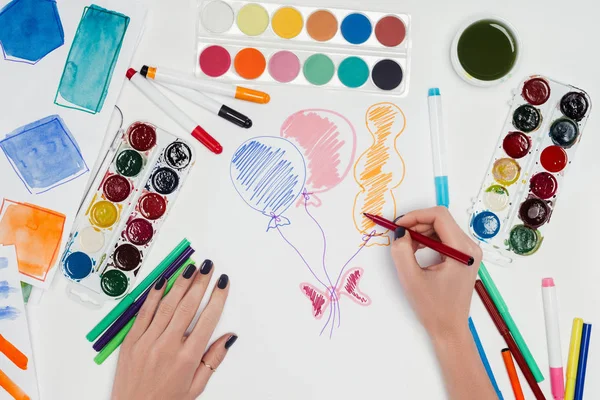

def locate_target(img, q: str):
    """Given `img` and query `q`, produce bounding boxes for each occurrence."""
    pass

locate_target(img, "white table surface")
[27,0,599,399]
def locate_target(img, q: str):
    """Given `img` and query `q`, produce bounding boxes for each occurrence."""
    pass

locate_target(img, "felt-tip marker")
[428,88,449,207]
[126,68,222,154]
[542,278,565,400]
[153,80,252,128]
[141,65,270,104]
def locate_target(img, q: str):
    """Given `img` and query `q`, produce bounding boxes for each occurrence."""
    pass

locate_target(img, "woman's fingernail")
[200,259,213,275]
[183,264,196,279]
[154,276,166,290]
[394,226,406,240]
[217,274,229,289]
[224,335,238,349]
[393,215,405,223]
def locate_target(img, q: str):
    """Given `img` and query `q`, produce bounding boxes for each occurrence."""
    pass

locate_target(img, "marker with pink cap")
[542,277,564,399]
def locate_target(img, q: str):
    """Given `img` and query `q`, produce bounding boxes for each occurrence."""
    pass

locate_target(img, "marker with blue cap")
[428,88,450,207]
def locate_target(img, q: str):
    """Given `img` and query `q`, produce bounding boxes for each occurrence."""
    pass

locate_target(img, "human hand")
[111,260,237,400]
[391,207,482,340]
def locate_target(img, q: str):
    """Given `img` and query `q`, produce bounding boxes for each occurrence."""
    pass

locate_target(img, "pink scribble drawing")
[300,268,371,320]
[281,109,356,207]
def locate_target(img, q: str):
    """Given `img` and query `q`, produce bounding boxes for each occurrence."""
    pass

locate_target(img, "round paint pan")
[306,10,338,42]
[508,225,543,256]
[165,142,192,170]
[63,251,93,281]
[549,118,579,149]
[471,210,501,240]
[139,193,167,220]
[113,243,141,272]
[522,77,551,106]
[89,200,119,229]
[125,218,154,246]
[115,149,144,177]
[530,172,558,199]
[560,92,589,121]
[519,197,551,228]
[201,0,235,34]
[492,158,521,186]
[103,174,131,203]
[101,269,129,297]
[502,131,531,159]
[451,16,521,87]
[78,226,105,253]
[151,167,179,195]
[127,122,157,152]
[483,185,510,212]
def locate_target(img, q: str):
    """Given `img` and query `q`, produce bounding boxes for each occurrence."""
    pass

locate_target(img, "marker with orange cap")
[126,68,222,154]
[140,65,270,104]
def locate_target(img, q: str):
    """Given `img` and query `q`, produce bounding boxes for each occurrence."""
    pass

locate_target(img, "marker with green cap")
[478,262,544,382]
[94,258,195,365]
[86,238,190,342]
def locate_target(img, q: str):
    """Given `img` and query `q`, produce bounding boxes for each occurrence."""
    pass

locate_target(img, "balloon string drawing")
[230,106,405,337]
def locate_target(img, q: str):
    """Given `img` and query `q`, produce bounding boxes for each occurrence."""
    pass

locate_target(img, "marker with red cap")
[126,68,222,154]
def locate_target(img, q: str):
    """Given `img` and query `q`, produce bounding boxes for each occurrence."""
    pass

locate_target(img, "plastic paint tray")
[61,121,195,305]
[469,75,591,263]
[195,0,411,95]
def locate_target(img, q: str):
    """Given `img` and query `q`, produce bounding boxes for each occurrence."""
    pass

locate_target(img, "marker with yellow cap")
[565,318,584,400]
[140,65,270,104]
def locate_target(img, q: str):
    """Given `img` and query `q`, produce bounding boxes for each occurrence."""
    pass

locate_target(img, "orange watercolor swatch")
[0,369,29,400]
[0,199,66,281]
[0,334,28,370]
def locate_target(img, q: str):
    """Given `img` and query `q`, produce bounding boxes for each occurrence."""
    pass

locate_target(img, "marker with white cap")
[542,277,564,400]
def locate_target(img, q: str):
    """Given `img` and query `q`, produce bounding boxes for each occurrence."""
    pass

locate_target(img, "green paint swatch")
[116,149,143,177]
[507,225,542,255]
[101,269,129,297]
[303,54,335,86]
[457,19,518,81]
[338,57,369,88]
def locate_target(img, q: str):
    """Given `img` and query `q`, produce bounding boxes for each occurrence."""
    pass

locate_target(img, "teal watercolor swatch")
[54,5,129,114]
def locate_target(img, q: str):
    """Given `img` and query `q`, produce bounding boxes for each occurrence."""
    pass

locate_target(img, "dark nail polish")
[394,226,406,240]
[393,215,405,223]
[217,274,229,289]
[200,259,213,275]
[154,276,166,290]
[224,335,238,350]
[183,264,196,279]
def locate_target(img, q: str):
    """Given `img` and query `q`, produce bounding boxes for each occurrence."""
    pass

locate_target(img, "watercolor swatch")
[55,4,130,114]
[0,200,65,283]
[0,246,39,399]
[0,115,88,194]
[0,0,64,63]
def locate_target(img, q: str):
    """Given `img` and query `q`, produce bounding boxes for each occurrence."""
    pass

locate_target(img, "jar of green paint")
[451,16,521,87]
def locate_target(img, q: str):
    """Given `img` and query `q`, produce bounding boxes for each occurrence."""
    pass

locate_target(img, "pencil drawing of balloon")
[280,109,357,207]
[230,137,306,231]
[353,103,406,247]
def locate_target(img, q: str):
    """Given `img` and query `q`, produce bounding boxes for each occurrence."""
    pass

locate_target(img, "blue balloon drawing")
[230,136,306,231]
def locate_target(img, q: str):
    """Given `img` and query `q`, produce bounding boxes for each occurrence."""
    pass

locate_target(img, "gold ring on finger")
[201,360,216,372]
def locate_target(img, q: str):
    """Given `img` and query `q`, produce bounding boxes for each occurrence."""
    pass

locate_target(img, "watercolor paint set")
[469,75,591,262]
[195,0,411,95]
[60,121,195,303]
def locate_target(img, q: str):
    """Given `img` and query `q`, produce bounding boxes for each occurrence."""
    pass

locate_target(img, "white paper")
[0,245,39,400]
[0,0,147,289]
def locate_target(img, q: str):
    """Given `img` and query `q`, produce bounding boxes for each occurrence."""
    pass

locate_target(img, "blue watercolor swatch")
[230,137,306,230]
[0,0,64,64]
[0,281,18,299]
[0,306,20,320]
[55,5,129,114]
[0,257,7,269]
[0,114,88,194]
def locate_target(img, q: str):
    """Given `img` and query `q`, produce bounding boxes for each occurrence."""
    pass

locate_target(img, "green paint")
[116,149,143,177]
[101,269,129,297]
[457,19,518,81]
[486,185,508,196]
[21,282,32,303]
[507,225,543,255]
[303,54,335,86]
[337,57,369,88]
